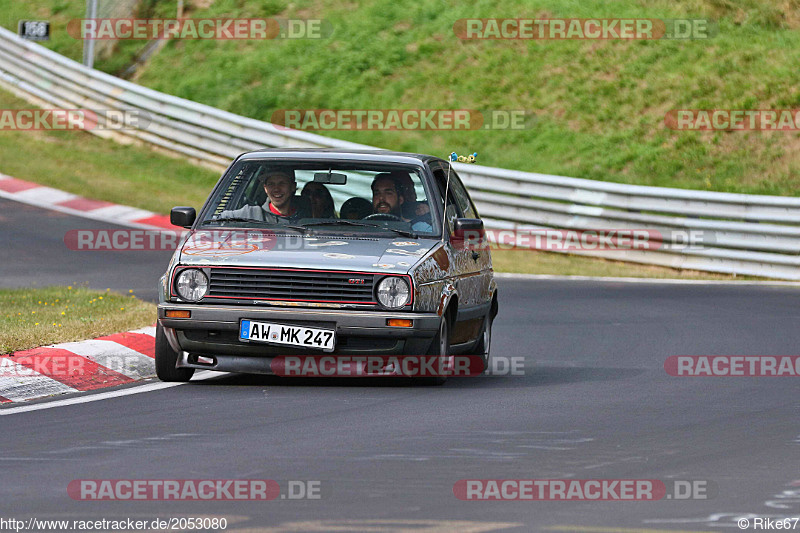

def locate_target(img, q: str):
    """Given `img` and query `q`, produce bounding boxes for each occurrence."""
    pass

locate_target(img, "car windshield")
[199,160,440,237]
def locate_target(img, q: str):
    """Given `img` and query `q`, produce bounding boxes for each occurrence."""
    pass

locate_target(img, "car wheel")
[471,313,493,373]
[422,312,452,385]
[155,323,194,382]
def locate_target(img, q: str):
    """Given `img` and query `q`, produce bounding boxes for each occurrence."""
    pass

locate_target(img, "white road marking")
[129,326,156,336]
[13,186,76,205]
[0,191,165,229]
[495,272,800,286]
[88,204,155,222]
[0,458,72,461]
[0,371,222,416]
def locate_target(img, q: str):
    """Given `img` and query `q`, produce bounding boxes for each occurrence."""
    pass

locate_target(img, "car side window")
[447,171,478,219]
[432,166,464,234]
[432,168,462,213]
[211,166,250,216]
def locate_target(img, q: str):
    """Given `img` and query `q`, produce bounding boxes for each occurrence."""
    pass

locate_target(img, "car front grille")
[205,267,376,303]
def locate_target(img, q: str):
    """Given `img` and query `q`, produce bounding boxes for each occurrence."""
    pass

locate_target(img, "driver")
[371,173,405,217]
[371,174,432,232]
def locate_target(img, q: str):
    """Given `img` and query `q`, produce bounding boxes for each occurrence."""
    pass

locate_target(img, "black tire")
[471,313,493,373]
[155,323,194,382]
[422,313,451,385]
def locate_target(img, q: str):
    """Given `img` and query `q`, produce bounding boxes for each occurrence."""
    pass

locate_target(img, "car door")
[430,162,489,346]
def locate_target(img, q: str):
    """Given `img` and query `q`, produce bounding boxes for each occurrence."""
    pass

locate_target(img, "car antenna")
[442,156,454,243]
[442,152,477,243]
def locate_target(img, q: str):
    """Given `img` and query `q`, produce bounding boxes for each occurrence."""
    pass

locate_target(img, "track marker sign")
[18,20,50,41]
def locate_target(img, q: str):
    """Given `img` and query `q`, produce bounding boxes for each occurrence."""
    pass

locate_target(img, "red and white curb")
[0,174,185,409]
[0,326,156,404]
[0,173,171,405]
[0,173,172,229]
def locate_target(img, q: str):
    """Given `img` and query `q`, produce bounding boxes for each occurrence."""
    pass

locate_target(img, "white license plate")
[239,320,335,352]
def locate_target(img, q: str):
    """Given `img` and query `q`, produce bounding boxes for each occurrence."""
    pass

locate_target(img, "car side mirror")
[451,218,484,249]
[170,206,196,228]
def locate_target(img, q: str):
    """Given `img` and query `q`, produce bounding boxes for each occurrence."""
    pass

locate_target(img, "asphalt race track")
[0,198,173,301]
[2,198,800,532]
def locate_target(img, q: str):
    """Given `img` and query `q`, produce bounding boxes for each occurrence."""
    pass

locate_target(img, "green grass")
[0,89,220,214]
[0,0,180,76]
[4,0,800,195]
[0,286,157,354]
[0,0,84,65]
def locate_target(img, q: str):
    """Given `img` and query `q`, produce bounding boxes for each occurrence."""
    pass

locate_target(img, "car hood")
[177,229,437,275]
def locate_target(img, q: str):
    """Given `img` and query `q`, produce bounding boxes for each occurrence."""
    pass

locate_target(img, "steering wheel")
[363,213,403,222]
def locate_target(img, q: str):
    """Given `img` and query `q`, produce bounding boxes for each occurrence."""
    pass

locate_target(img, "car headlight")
[376,277,410,309]
[175,269,208,302]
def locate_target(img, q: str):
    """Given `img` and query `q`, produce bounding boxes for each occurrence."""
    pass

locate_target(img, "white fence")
[1,26,799,279]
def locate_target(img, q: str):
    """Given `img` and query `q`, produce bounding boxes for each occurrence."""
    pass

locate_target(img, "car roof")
[237,148,446,167]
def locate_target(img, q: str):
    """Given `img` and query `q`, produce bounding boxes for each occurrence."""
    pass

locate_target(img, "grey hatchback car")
[156,149,498,383]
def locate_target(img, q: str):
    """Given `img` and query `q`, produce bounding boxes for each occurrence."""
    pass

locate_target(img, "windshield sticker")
[391,241,419,246]
[323,253,356,259]
[373,263,395,269]
[182,243,258,256]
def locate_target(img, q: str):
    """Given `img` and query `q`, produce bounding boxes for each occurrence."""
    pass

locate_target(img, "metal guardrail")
[1,26,799,279]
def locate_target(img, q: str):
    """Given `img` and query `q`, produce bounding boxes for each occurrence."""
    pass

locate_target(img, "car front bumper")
[158,303,441,374]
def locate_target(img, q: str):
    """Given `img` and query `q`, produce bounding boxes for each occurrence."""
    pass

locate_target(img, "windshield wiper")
[301,220,417,238]
[302,220,375,228]
[206,216,265,224]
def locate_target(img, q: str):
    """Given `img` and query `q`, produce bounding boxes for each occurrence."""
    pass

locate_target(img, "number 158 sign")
[18,21,50,41]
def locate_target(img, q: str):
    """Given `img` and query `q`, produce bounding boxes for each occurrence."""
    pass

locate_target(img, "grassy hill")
[2,0,800,196]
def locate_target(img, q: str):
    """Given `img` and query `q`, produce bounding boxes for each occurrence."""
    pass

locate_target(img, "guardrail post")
[82,0,97,68]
